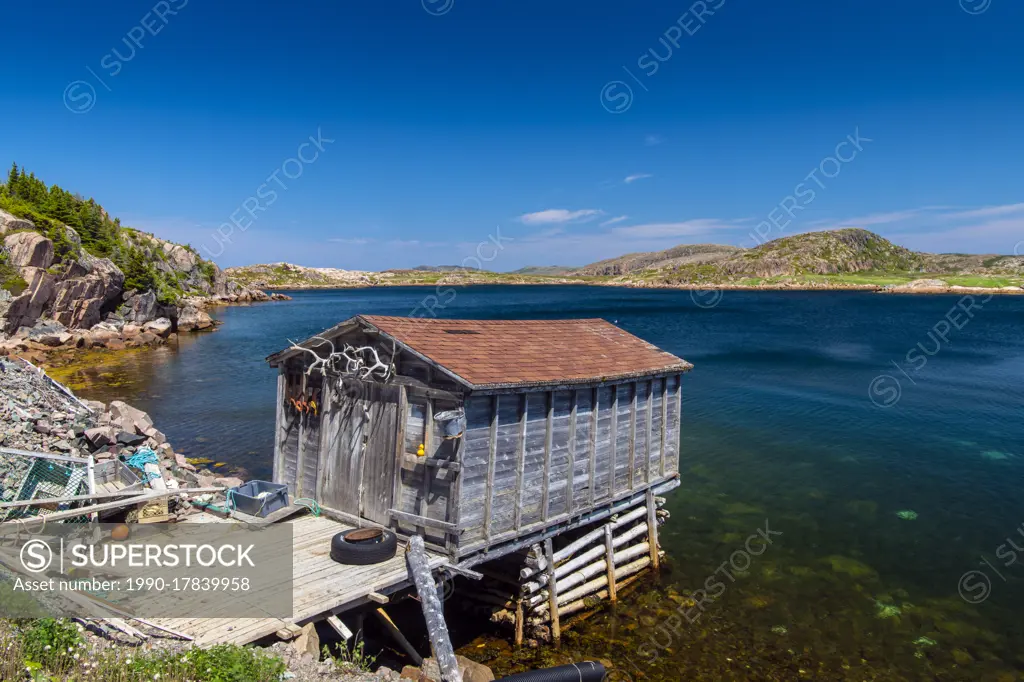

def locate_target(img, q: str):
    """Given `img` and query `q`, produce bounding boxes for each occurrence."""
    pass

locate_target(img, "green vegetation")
[323,634,378,672]
[0,619,287,682]
[1,162,220,302]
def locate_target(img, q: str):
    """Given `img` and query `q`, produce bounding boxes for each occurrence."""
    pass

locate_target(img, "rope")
[293,497,321,517]
[125,448,160,482]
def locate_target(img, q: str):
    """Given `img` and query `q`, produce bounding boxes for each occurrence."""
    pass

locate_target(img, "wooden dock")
[149,513,447,646]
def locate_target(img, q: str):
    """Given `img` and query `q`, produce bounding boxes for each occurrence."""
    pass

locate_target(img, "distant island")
[228,229,1024,294]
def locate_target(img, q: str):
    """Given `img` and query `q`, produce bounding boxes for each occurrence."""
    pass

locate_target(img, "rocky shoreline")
[1,208,290,361]
[0,355,495,682]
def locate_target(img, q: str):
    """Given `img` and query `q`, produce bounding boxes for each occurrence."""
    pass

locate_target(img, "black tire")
[329,529,398,565]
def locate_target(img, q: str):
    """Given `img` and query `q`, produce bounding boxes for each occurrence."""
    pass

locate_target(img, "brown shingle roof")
[359,315,692,389]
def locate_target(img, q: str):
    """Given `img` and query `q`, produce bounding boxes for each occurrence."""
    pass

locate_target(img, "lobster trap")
[0,449,95,522]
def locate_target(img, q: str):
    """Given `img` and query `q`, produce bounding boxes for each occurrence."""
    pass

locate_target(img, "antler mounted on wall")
[287,336,396,383]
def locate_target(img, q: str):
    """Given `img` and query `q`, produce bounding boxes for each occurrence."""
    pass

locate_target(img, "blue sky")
[2,0,1023,270]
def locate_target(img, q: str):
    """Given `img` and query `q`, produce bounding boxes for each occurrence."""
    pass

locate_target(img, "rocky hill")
[225,229,1023,293]
[683,230,1018,283]
[0,164,281,351]
[572,243,744,276]
[225,262,377,288]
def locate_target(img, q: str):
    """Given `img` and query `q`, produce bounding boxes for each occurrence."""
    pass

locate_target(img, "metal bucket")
[434,409,467,439]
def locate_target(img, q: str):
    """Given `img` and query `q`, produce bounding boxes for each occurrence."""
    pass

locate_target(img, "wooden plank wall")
[360,384,401,525]
[457,397,492,544]
[664,375,682,473]
[317,382,364,512]
[456,374,684,555]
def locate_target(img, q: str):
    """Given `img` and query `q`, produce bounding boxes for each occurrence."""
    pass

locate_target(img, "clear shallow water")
[56,286,1024,679]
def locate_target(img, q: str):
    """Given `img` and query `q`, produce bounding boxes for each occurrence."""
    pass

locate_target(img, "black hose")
[496,661,607,682]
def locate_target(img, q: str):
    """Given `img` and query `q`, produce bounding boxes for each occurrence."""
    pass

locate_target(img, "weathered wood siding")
[571,389,594,511]
[594,386,615,503]
[272,321,686,561]
[613,383,634,494]
[454,396,492,543]
[454,373,684,556]
[665,374,682,473]
[520,392,548,527]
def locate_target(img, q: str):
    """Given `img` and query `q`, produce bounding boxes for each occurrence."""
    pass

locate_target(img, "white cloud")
[600,215,629,227]
[624,173,653,185]
[518,209,603,225]
[940,203,1024,221]
[644,134,664,146]
[328,237,372,245]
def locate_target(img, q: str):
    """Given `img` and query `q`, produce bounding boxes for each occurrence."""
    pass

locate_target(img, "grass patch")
[0,620,287,682]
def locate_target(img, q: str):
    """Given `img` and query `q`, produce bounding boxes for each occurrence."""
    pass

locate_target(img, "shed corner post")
[391,385,409,534]
[273,370,286,485]
[544,537,561,645]
[646,487,661,572]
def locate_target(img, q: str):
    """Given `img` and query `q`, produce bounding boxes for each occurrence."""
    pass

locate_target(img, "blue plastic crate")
[227,480,289,518]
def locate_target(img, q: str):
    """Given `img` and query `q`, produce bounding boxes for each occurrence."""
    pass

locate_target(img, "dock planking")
[148,513,446,646]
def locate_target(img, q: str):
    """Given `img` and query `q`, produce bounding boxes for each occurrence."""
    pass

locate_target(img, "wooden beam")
[628,383,637,491]
[588,387,598,509]
[388,375,463,401]
[406,535,460,679]
[675,374,683,472]
[367,592,390,605]
[483,395,498,542]
[295,373,308,498]
[0,487,223,531]
[567,391,577,517]
[391,386,408,533]
[646,487,661,571]
[604,523,618,603]
[388,509,458,535]
[0,447,91,465]
[609,385,618,497]
[446,435,463,559]
[276,623,303,640]
[541,391,553,521]
[0,487,149,509]
[513,394,527,531]
[645,380,654,485]
[326,615,352,641]
[273,372,286,485]
[659,378,668,477]
[417,397,434,536]
[545,537,560,643]
[514,598,525,647]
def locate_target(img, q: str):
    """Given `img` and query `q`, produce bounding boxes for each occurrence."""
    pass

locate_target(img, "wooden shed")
[267,315,692,562]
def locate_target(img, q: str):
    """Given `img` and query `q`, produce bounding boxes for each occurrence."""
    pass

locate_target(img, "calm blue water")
[63,286,1024,678]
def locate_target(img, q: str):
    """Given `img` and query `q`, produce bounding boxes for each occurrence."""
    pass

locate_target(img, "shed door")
[317,381,401,525]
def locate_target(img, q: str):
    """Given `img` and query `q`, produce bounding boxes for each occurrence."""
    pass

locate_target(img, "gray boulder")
[3,268,56,333]
[177,302,214,331]
[142,317,173,337]
[122,290,157,325]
